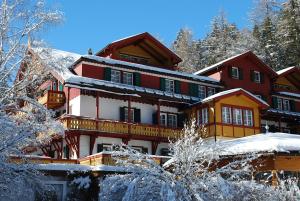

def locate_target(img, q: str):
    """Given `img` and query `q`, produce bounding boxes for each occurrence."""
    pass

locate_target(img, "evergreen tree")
[172,28,197,72]
[277,0,300,67]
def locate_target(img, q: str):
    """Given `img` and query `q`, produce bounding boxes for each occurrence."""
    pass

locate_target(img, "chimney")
[88,48,93,55]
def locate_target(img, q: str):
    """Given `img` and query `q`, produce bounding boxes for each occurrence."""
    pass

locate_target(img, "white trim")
[231,67,239,79]
[254,71,261,83]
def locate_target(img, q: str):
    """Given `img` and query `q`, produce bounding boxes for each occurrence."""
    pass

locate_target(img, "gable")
[274,77,299,91]
[97,32,181,69]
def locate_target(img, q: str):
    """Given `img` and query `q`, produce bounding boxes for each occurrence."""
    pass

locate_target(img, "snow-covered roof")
[78,55,219,84]
[200,88,269,106]
[267,109,300,118]
[194,52,248,75]
[36,163,128,172]
[65,75,200,102]
[277,91,300,99]
[30,47,81,80]
[220,133,300,155]
[277,66,295,75]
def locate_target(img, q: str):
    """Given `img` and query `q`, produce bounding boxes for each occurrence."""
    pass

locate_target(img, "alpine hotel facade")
[20,32,300,160]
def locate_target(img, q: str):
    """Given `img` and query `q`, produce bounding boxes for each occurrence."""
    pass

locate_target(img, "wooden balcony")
[61,115,182,139]
[38,90,66,109]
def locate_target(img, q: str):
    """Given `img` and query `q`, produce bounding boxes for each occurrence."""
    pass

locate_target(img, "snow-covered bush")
[99,120,300,201]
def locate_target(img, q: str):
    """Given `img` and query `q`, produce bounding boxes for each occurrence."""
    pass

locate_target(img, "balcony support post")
[128,96,132,135]
[96,92,99,119]
[157,100,161,136]
[66,87,70,114]
[152,141,159,155]
[89,135,96,155]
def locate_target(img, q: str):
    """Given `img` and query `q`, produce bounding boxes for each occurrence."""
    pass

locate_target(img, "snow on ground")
[219,132,300,155]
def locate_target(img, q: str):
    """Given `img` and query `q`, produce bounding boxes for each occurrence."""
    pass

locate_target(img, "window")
[123,72,133,85]
[111,69,121,83]
[254,71,261,83]
[207,87,215,97]
[160,113,167,126]
[198,108,208,125]
[120,53,149,64]
[231,67,239,79]
[283,99,290,111]
[277,98,283,110]
[243,110,253,126]
[233,108,243,125]
[222,107,232,124]
[198,85,206,99]
[124,107,134,122]
[165,79,175,93]
[167,114,177,128]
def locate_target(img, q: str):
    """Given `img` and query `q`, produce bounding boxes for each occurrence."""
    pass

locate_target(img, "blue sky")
[44,0,254,54]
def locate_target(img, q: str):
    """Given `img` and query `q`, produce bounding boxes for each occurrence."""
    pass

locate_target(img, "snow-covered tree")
[0,0,64,200]
[99,121,300,201]
[172,28,200,72]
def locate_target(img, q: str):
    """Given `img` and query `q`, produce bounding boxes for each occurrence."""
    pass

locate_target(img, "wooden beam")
[66,87,70,114]
[152,141,159,155]
[89,136,96,155]
[96,92,99,119]
[138,42,166,64]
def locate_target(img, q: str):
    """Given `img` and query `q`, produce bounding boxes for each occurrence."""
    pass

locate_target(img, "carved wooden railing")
[61,115,182,139]
[38,90,65,109]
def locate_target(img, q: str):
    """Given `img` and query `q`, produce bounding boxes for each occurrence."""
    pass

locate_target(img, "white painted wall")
[79,135,90,158]
[80,95,97,118]
[261,120,288,128]
[69,96,81,116]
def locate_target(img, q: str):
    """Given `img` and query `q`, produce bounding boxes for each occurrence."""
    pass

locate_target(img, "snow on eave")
[36,163,92,172]
[220,133,300,155]
[277,66,295,75]
[73,55,220,84]
[277,91,300,99]
[268,108,300,117]
[193,51,249,75]
[200,88,269,107]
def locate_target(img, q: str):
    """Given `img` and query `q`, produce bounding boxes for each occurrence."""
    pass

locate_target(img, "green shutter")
[104,68,111,81]
[134,108,141,123]
[250,70,254,82]
[239,68,243,80]
[160,78,166,91]
[188,83,198,97]
[97,144,103,153]
[59,82,64,91]
[290,100,296,111]
[133,72,141,86]
[152,112,158,125]
[175,80,181,93]
[228,66,232,78]
[120,107,125,121]
[272,97,278,109]
[260,73,264,83]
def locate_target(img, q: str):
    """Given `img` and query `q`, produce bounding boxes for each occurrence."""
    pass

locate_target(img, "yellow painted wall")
[189,93,263,139]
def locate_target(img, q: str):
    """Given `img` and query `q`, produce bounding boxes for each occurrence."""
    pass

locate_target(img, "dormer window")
[198,86,206,99]
[231,67,239,79]
[111,69,121,83]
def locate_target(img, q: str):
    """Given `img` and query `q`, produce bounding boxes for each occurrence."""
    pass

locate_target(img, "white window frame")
[233,108,243,125]
[198,85,206,99]
[111,69,121,83]
[207,87,215,97]
[167,114,177,128]
[243,110,253,127]
[254,71,261,83]
[222,106,232,124]
[123,72,133,85]
[283,99,290,111]
[277,98,283,110]
[165,79,175,93]
[42,181,67,201]
[124,107,134,122]
[160,113,167,126]
[202,108,209,124]
[231,67,239,79]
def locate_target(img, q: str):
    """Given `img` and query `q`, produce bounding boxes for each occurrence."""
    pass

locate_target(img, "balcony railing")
[38,90,66,109]
[61,115,182,139]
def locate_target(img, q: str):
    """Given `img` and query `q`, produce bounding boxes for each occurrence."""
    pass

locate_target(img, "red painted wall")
[180,82,189,95]
[81,64,104,80]
[141,74,160,89]
[218,58,273,104]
